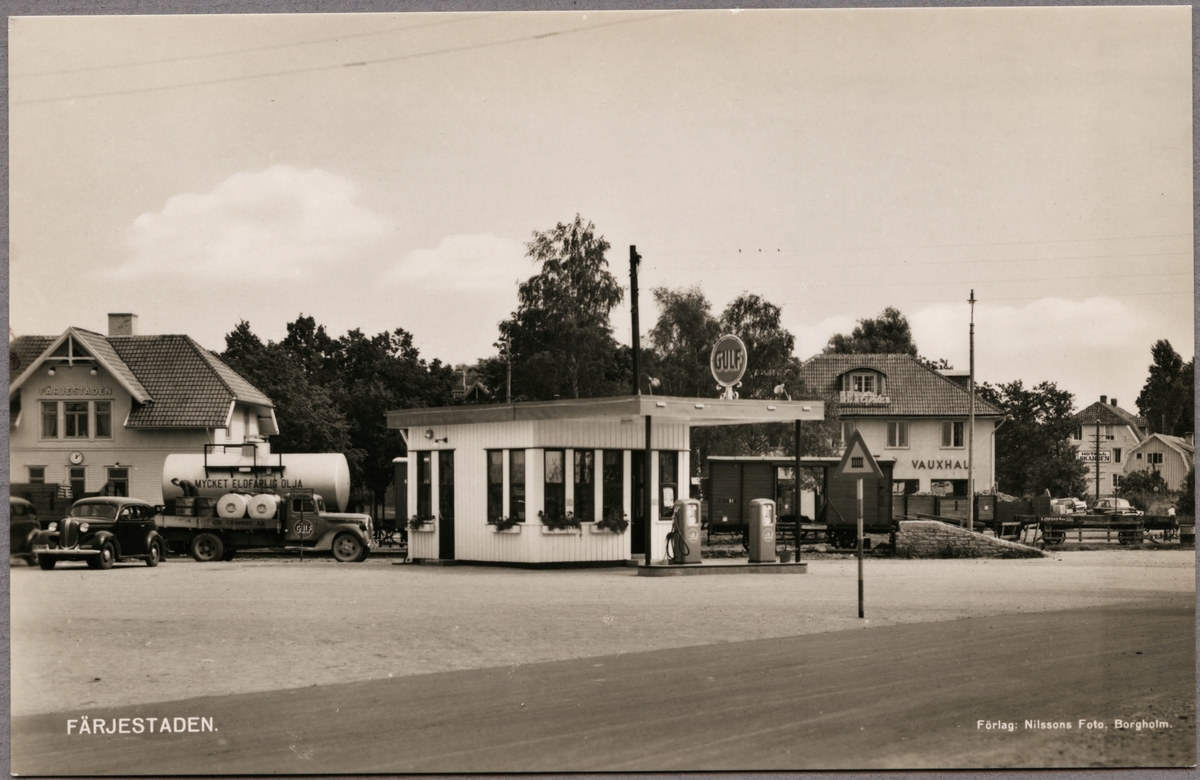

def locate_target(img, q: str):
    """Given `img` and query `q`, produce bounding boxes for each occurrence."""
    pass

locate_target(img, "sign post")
[834,430,883,619]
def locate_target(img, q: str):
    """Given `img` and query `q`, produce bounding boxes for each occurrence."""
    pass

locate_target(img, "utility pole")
[967,290,976,532]
[630,246,642,396]
[1094,418,1103,500]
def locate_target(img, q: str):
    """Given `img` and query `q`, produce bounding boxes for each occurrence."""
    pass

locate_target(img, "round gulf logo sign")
[710,334,748,388]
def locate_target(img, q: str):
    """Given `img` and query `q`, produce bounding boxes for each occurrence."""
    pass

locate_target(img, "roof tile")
[797,353,1003,417]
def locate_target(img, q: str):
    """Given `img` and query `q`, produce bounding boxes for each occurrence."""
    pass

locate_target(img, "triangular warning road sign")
[834,429,884,479]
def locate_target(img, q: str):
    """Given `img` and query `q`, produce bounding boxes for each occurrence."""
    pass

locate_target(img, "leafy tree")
[222,317,457,517]
[718,293,795,399]
[496,215,625,400]
[221,321,352,457]
[824,306,918,356]
[1176,469,1194,516]
[647,285,721,397]
[1136,340,1194,436]
[1117,468,1168,496]
[978,380,1088,498]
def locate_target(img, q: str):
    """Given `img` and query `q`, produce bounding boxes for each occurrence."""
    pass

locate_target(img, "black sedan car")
[10,496,42,566]
[33,497,166,570]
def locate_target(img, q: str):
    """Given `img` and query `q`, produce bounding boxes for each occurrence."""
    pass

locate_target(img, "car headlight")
[48,522,58,532]
[79,522,90,533]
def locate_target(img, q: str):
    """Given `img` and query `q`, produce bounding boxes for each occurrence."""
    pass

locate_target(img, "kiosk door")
[438,451,455,560]
[631,451,646,555]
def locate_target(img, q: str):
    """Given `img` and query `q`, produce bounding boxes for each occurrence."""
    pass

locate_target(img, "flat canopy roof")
[386,395,825,429]
[707,454,896,466]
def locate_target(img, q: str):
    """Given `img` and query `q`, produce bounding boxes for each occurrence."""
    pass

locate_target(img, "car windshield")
[11,503,34,518]
[70,503,119,519]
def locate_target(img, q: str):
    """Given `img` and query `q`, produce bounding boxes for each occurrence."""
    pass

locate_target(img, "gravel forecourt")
[11,549,1194,719]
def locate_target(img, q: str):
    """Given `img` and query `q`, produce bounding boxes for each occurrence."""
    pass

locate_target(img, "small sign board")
[834,429,884,479]
[710,334,748,388]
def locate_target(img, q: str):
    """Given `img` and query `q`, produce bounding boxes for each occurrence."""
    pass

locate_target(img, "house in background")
[1069,396,1148,498]
[796,354,1003,496]
[1124,433,1195,492]
[9,313,276,505]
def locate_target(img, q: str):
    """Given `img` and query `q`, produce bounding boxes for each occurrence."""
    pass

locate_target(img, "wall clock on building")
[69,451,84,465]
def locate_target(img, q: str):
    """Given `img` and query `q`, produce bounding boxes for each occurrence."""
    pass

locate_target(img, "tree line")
[220,214,1194,510]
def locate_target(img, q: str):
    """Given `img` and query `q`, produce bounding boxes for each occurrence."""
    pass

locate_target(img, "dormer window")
[839,370,890,405]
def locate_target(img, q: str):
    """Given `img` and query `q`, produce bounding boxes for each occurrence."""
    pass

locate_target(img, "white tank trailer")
[161,439,352,512]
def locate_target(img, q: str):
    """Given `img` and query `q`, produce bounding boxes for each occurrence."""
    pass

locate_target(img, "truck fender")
[312,529,338,552]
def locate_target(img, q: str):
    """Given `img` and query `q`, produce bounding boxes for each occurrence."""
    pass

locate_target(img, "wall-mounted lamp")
[642,374,661,396]
[90,368,98,376]
[434,436,449,444]
[424,429,434,440]
[773,383,791,401]
[47,368,56,376]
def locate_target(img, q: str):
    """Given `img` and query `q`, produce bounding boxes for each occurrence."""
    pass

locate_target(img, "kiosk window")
[659,451,678,517]
[510,450,526,521]
[602,450,623,524]
[438,451,455,521]
[486,450,504,522]
[416,452,432,518]
[544,450,566,521]
[574,450,594,522]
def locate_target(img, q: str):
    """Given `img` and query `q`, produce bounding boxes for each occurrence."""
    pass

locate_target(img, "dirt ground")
[10,549,1194,719]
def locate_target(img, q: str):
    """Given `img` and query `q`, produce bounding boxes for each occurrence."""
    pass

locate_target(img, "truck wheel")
[190,533,224,563]
[38,556,56,570]
[145,540,163,567]
[331,533,364,562]
[88,541,116,570]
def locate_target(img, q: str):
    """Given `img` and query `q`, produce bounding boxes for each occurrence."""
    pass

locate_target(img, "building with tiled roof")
[1068,396,1148,498]
[797,353,1003,496]
[9,313,276,504]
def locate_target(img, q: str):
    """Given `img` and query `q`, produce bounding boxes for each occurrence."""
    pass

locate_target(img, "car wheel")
[331,533,364,563]
[38,556,56,570]
[190,533,224,563]
[145,540,162,567]
[25,553,40,566]
[88,541,116,570]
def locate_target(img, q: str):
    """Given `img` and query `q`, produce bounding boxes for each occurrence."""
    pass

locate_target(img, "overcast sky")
[8,7,1193,413]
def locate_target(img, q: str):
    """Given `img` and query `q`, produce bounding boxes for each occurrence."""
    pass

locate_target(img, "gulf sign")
[710,334,748,387]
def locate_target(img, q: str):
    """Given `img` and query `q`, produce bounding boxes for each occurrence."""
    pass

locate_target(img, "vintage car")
[10,496,42,565]
[32,497,166,570]
[1091,497,1144,516]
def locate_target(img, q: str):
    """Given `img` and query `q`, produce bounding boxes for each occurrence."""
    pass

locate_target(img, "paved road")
[12,601,1194,774]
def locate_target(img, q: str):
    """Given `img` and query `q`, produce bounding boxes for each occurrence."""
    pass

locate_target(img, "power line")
[643,249,1191,273]
[12,12,678,106]
[12,16,480,79]
[752,270,1189,291]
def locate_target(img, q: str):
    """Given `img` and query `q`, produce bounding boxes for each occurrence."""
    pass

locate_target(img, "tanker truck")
[156,441,375,562]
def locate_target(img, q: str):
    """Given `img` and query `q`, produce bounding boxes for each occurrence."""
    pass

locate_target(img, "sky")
[8,7,1194,414]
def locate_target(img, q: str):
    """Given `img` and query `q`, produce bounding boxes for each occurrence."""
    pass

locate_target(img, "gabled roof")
[797,353,1002,417]
[1127,433,1195,459]
[10,330,273,429]
[1072,401,1147,435]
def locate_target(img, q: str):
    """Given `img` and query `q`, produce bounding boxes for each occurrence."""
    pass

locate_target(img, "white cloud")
[385,233,529,292]
[113,165,395,279]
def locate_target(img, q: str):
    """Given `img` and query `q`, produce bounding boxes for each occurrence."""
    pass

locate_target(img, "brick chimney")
[1111,398,1118,407]
[108,313,139,337]
[1100,395,1107,405]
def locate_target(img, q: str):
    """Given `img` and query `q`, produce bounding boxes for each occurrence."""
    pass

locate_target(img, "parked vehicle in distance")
[10,496,42,565]
[31,497,166,570]
[1091,497,1144,516]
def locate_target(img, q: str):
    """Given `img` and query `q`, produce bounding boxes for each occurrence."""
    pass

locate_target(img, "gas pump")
[667,498,703,565]
[748,498,777,563]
